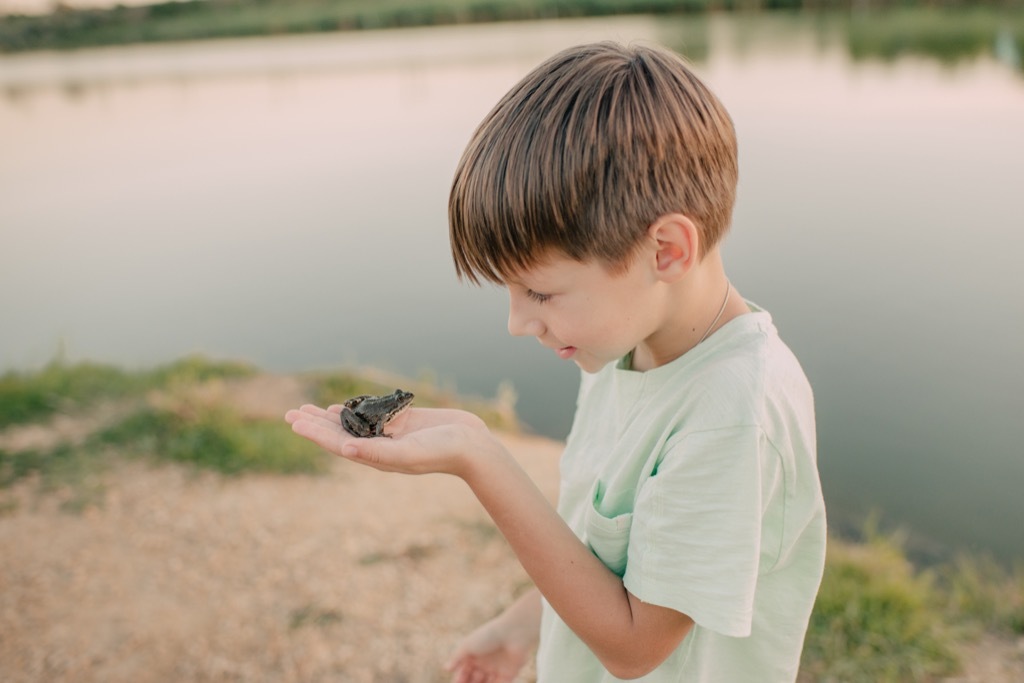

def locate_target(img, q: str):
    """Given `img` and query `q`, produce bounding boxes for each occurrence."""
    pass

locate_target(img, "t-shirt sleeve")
[622,424,771,638]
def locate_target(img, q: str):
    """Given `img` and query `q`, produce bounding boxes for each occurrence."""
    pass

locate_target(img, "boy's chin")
[572,354,615,374]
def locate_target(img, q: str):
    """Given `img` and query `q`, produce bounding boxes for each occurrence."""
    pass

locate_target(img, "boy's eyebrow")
[502,276,533,291]
[503,268,546,288]
[496,265,536,288]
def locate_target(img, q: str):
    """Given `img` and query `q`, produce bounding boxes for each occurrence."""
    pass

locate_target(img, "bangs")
[448,140,577,285]
[447,41,737,285]
[447,43,637,285]
[447,67,587,285]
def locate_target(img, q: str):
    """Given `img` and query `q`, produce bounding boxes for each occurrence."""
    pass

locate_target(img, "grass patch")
[0,355,257,429]
[0,443,94,488]
[1,403,323,495]
[939,553,1024,636]
[147,355,257,387]
[92,404,325,476]
[0,357,519,495]
[0,443,112,510]
[0,360,137,428]
[0,355,316,490]
[801,526,1024,680]
[801,530,959,682]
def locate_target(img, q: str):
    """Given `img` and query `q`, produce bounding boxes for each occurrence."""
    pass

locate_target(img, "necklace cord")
[697,280,731,346]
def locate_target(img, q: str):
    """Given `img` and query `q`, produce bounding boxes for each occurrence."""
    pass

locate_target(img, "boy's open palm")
[284,403,491,477]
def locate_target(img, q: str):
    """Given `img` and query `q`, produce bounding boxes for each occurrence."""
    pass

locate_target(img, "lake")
[1,11,1022,564]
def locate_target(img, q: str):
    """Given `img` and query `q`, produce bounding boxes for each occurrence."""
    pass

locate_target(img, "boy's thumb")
[342,438,388,466]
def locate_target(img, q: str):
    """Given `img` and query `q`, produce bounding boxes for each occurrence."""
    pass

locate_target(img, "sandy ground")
[0,427,559,683]
[2,377,1023,682]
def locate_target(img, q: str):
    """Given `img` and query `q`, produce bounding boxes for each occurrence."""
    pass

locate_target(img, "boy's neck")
[630,250,749,372]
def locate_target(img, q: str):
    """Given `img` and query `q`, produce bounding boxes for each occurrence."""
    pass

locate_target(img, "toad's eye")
[526,289,552,304]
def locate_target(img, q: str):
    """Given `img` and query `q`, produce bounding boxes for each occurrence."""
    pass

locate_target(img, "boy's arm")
[457,434,693,679]
[286,405,693,678]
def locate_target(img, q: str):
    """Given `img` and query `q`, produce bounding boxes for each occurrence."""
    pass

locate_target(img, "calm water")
[1,13,1022,563]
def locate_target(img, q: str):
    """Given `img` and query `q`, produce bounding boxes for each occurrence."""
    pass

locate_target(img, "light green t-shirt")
[536,306,826,682]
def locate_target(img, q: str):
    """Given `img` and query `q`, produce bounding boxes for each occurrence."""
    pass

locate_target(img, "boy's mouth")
[556,346,577,360]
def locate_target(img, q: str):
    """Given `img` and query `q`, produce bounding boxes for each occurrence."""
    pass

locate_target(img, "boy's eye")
[526,289,552,304]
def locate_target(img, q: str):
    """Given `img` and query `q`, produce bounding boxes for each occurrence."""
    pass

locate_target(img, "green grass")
[0,442,113,511]
[800,524,1024,681]
[91,404,326,475]
[1,443,88,487]
[0,358,517,491]
[0,354,256,429]
[801,531,960,682]
[0,403,326,500]
[0,356,316,494]
[146,354,257,387]
[0,360,138,428]
[939,553,1024,636]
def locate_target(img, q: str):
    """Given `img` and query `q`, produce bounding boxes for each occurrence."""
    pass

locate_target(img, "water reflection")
[3,9,1024,99]
[995,27,1022,68]
[1,13,1022,564]
[843,8,1024,70]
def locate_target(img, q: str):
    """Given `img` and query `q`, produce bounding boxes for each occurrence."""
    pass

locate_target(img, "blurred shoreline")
[2,0,1022,61]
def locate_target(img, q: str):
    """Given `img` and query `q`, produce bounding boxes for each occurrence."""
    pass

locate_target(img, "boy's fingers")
[284,404,333,423]
[289,413,354,454]
[301,403,334,418]
[285,414,333,436]
[447,661,477,683]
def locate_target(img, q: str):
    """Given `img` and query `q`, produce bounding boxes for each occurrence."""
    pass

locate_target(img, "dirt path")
[0,428,560,683]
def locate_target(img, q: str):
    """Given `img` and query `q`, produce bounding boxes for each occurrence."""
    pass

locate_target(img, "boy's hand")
[284,403,491,478]
[446,635,530,683]
[445,613,535,683]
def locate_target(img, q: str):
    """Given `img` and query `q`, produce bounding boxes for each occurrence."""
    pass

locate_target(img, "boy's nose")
[507,294,544,338]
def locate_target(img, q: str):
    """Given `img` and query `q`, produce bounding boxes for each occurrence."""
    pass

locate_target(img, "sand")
[0,424,560,682]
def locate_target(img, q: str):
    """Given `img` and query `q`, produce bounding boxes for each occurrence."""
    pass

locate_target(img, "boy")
[286,41,826,682]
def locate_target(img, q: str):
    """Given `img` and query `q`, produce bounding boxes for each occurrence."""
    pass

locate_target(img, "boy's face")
[504,251,663,374]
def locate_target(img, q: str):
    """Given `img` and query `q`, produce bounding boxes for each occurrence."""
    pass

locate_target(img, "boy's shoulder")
[587,304,795,383]
[692,303,810,397]
[580,305,812,434]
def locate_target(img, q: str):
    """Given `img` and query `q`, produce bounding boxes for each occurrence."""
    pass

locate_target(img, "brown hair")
[449,41,738,284]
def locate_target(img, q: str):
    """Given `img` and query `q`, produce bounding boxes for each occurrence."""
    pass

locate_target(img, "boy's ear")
[649,213,699,281]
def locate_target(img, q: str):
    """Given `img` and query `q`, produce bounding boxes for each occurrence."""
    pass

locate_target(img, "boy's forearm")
[460,440,689,677]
